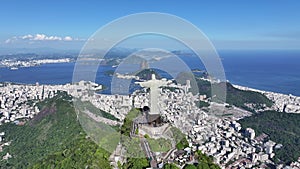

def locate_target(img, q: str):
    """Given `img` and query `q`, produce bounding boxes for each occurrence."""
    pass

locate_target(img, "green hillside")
[173,71,273,111]
[136,68,161,80]
[239,111,300,164]
[196,78,273,111]
[0,92,111,169]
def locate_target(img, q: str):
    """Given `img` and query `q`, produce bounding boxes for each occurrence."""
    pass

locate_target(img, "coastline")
[0,58,72,68]
[233,84,300,113]
[0,57,299,114]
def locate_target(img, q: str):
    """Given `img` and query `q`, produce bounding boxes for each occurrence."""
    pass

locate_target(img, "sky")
[0,0,300,52]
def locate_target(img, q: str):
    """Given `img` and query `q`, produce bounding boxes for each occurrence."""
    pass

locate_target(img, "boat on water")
[10,67,18,70]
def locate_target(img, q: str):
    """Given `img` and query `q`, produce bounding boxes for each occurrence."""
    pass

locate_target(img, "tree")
[163,163,180,169]
[184,164,197,169]
[197,163,210,169]
[122,158,149,169]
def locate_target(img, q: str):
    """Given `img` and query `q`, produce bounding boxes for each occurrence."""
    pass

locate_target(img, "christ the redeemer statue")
[136,74,169,115]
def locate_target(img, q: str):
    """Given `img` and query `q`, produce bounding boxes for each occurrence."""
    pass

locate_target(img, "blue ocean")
[0,50,299,96]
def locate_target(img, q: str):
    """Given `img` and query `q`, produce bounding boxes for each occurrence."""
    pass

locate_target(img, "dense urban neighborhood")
[1,72,300,168]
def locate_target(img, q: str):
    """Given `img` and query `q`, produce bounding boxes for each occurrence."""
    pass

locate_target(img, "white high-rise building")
[245,128,255,140]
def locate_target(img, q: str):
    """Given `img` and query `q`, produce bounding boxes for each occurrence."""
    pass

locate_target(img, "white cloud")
[33,34,46,40]
[45,35,62,41]
[4,34,84,44]
[4,36,17,44]
[5,39,11,44]
[21,34,33,40]
[64,36,73,41]
[32,34,64,41]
